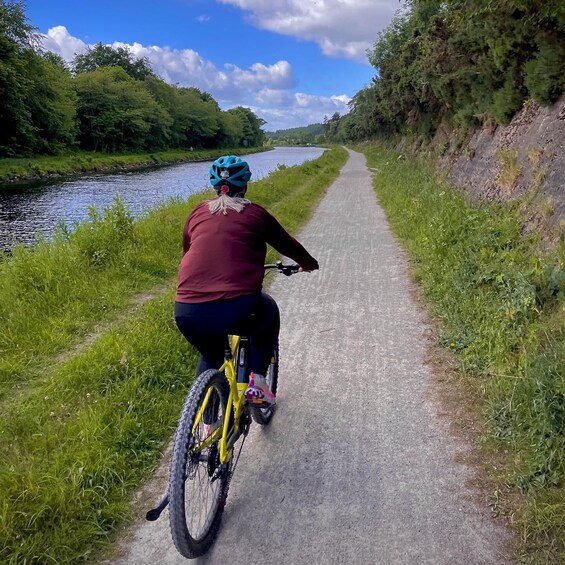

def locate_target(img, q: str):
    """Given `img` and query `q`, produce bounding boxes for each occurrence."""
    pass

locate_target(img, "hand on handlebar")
[265,261,318,275]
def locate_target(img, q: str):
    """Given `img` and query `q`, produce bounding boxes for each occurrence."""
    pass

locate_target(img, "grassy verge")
[0,146,269,186]
[0,146,347,563]
[355,142,564,561]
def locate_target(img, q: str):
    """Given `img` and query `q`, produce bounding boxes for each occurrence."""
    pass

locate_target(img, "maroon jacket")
[176,201,319,303]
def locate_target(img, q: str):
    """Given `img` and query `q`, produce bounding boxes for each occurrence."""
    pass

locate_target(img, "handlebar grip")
[281,265,300,276]
[263,262,300,275]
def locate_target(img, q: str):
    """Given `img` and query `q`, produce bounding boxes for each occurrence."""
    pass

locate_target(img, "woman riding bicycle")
[174,155,318,406]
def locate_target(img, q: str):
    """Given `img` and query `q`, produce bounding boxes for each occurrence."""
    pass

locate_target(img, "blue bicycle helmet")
[209,155,252,195]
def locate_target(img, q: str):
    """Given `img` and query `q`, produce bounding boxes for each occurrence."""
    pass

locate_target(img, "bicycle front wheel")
[168,369,230,558]
[249,345,279,426]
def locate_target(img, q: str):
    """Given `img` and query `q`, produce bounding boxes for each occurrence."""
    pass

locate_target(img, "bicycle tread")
[168,370,230,558]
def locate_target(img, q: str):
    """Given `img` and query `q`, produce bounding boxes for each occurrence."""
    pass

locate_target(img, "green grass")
[0,146,347,563]
[355,142,565,562]
[0,146,269,186]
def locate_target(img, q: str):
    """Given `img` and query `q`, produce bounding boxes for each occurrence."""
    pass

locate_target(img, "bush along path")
[107,148,513,564]
[356,143,565,562]
[0,146,347,564]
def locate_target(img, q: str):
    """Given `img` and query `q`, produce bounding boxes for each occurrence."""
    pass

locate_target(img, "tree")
[26,52,77,152]
[73,42,154,80]
[183,88,221,147]
[0,0,38,154]
[323,112,342,142]
[75,67,169,152]
[0,0,36,50]
[217,111,244,147]
[0,1,76,155]
[226,107,265,147]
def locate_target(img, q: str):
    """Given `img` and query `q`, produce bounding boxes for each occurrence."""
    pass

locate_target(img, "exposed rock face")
[436,94,565,228]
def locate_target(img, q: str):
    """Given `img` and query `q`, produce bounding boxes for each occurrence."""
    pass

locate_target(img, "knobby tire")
[168,369,230,558]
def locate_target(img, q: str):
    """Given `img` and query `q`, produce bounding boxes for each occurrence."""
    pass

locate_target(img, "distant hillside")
[266,123,325,142]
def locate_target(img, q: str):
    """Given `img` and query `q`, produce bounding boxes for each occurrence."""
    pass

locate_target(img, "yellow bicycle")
[146,261,299,558]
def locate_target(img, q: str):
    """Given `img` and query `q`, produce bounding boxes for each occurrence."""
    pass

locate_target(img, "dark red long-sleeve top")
[176,201,319,303]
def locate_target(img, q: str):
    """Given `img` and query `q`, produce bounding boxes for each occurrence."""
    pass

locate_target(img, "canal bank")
[0,146,325,251]
[0,147,270,187]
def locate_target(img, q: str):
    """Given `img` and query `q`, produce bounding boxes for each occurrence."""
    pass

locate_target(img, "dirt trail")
[104,148,513,564]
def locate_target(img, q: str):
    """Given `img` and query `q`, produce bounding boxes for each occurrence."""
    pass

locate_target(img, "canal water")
[0,147,324,251]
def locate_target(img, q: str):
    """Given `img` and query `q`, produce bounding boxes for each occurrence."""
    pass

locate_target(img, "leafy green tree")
[75,66,169,152]
[323,112,342,142]
[524,34,565,104]
[0,0,38,154]
[216,111,244,147]
[178,87,221,148]
[144,80,225,149]
[26,52,77,151]
[226,107,265,147]
[0,1,77,155]
[73,42,154,80]
[143,76,188,148]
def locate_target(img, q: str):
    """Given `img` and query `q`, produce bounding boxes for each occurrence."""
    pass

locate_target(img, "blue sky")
[25,0,402,130]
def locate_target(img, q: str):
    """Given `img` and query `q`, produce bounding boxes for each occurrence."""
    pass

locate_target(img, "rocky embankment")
[431,94,565,231]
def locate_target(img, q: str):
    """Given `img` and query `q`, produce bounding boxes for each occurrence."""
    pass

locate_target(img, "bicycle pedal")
[250,398,270,405]
[252,400,275,408]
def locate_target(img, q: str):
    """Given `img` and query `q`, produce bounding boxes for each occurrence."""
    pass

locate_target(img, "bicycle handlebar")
[264,260,300,276]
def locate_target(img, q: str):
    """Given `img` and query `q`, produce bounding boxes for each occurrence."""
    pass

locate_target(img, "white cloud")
[196,15,210,23]
[38,26,350,130]
[224,60,295,90]
[217,0,401,62]
[42,27,296,100]
[40,25,88,61]
[252,91,350,130]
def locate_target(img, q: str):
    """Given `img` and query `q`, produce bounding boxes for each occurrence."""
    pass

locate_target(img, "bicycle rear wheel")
[169,369,230,558]
[249,345,279,426]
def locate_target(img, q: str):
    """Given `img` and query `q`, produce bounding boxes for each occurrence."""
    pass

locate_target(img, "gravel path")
[106,148,512,564]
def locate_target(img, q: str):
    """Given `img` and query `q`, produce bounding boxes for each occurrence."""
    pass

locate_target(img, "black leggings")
[174,292,280,377]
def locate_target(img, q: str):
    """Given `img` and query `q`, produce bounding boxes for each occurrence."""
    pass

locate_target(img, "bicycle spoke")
[182,387,225,542]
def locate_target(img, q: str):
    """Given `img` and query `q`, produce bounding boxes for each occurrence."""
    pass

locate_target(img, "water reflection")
[0,147,324,250]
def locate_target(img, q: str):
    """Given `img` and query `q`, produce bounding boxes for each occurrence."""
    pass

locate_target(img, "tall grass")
[0,147,348,563]
[0,197,196,401]
[356,143,564,561]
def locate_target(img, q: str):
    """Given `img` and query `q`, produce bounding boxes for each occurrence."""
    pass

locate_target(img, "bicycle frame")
[192,335,246,464]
